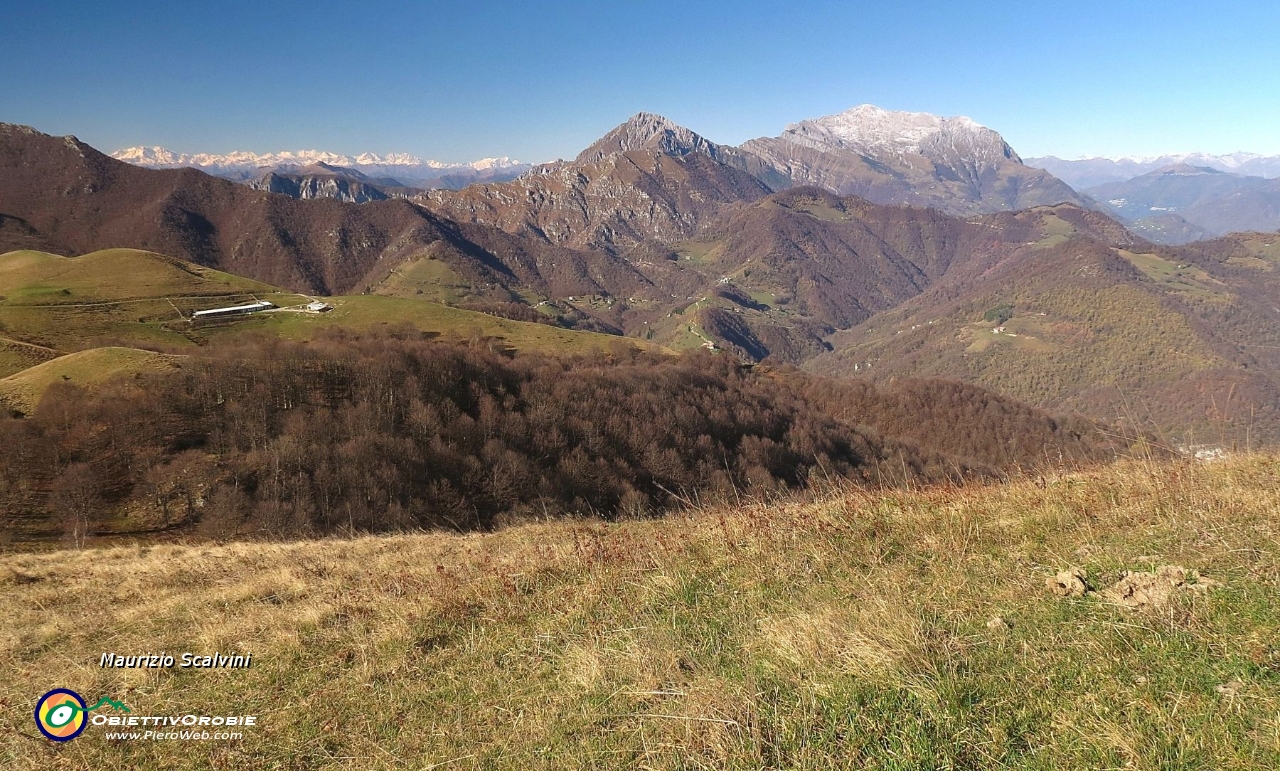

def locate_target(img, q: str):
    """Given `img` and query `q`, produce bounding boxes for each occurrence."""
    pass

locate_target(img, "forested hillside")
[0,330,1128,546]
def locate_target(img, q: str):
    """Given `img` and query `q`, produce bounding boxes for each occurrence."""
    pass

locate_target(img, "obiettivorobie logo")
[34,689,130,742]
[34,688,258,742]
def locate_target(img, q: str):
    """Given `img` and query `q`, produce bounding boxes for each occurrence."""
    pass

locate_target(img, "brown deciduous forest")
[0,329,1129,545]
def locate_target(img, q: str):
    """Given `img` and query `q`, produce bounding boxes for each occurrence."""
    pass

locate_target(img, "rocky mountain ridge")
[420,134,775,252]
[6,120,1280,444]
[417,106,1092,254]
[244,162,422,204]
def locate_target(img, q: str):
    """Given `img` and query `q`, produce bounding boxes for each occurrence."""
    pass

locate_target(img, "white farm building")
[190,300,275,320]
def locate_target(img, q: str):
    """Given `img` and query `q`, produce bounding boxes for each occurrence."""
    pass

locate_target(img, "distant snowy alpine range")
[110,146,530,188]
[1025,153,1280,189]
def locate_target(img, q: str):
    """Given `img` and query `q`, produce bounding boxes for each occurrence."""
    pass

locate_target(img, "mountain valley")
[10,4,1280,768]
[1085,164,1280,243]
[4,107,1280,450]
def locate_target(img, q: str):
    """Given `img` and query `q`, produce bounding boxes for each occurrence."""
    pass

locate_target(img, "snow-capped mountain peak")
[350,151,427,167]
[774,105,1015,168]
[110,147,437,171]
[1095,151,1263,167]
[781,105,986,154]
[109,146,531,187]
[112,146,182,165]
[469,156,521,171]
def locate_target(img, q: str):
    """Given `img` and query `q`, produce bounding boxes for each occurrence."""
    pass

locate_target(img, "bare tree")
[50,462,97,549]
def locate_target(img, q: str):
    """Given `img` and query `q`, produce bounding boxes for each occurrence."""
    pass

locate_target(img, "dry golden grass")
[2,454,1279,768]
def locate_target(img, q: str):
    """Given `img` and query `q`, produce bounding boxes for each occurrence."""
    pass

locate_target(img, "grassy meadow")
[2,454,1278,769]
[198,294,664,355]
[0,249,661,360]
[0,248,667,412]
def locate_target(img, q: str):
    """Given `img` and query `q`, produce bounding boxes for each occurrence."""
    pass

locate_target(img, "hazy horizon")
[6,1,1280,163]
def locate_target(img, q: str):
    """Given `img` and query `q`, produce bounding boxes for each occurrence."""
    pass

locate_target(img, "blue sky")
[4,1,1278,162]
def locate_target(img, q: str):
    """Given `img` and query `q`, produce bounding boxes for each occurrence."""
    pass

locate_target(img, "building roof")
[191,300,275,318]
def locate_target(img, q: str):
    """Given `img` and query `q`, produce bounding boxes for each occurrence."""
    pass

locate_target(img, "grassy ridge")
[0,249,668,357]
[0,249,282,303]
[0,248,667,407]
[2,455,1278,768]
[199,294,665,355]
[0,347,182,414]
[0,248,312,353]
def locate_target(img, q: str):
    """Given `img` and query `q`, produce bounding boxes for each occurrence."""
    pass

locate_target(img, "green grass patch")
[791,201,849,222]
[1237,236,1280,263]
[673,241,722,265]
[1030,213,1078,249]
[1118,250,1228,301]
[371,249,475,304]
[1224,255,1273,271]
